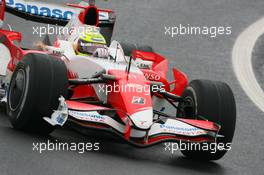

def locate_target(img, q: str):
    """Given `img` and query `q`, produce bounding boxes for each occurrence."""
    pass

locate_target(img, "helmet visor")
[78,39,105,55]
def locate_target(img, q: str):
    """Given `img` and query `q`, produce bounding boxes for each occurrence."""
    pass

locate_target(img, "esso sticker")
[144,73,161,81]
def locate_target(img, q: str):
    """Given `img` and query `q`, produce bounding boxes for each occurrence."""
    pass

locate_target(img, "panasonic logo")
[69,111,105,120]
[160,124,200,131]
[6,0,73,20]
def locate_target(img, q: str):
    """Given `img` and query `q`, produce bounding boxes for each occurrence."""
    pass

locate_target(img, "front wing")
[44,99,221,147]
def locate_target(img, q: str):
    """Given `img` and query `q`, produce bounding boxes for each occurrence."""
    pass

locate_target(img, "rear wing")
[0,0,116,45]
[3,0,115,26]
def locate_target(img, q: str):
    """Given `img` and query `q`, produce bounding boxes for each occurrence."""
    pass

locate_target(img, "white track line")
[232,18,264,112]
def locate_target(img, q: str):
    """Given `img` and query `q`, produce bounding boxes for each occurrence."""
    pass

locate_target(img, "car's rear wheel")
[42,34,52,46]
[121,42,153,56]
[137,45,153,53]
[177,79,236,160]
[7,53,68,135]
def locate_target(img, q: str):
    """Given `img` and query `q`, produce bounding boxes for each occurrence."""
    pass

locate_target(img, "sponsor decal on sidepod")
[144,73,161,81]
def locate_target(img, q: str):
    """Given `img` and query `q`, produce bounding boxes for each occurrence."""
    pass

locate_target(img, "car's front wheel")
[7,53,68,135]
[177,79,236,160]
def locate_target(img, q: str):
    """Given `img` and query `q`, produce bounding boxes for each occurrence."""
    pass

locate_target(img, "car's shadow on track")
[99,141,224,174]
[0,111,225,174]
[168,157,224,173]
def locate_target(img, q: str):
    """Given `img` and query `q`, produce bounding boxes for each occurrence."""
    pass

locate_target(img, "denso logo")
[144,73,161,81]
[6,0,73,20]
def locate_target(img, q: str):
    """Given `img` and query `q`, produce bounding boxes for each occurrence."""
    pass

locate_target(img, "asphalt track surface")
[1,0,264,175]
[252,34,264,101]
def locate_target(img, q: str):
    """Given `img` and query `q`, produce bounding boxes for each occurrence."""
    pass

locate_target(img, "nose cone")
[130,109,153,129]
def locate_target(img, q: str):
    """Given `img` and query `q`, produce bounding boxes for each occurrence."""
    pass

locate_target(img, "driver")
[75,31,109,58]
[36,31,109,58]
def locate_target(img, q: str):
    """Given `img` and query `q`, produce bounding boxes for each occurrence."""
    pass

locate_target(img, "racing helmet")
[76,31,107,55]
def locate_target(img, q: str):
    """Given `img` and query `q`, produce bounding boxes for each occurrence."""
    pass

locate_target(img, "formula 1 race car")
[0,0,236,161]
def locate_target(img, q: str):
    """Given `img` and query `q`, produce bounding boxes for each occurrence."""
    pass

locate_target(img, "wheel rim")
[179,96,196,119]
[8,69,26,111]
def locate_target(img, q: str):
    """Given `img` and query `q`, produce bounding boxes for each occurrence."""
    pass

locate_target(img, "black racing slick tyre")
[177,80,236,161]
[121,42,137,56]
[121,42,153,56]
[137,45,153,53]
[42,34,52,46]
[7,53,68,135]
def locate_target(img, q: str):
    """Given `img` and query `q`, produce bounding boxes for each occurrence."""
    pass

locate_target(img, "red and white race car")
[0,0,236,161]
